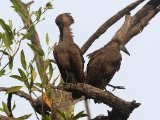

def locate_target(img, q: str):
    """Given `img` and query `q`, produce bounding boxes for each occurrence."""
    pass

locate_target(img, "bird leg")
[66,70,69,83]
[107,84,125,91]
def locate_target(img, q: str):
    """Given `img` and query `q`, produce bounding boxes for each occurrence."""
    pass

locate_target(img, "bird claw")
[107,84,125,91]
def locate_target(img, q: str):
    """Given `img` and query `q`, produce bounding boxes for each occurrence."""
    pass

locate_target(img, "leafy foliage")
[0,1,87,120]
[6,86,23,94]
[56,109,87,120]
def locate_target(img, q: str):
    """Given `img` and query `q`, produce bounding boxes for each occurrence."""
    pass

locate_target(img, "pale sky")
[0,0,160,120]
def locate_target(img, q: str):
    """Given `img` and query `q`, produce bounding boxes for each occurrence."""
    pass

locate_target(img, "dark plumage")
[86,39,130,90]
[53,13,84,99]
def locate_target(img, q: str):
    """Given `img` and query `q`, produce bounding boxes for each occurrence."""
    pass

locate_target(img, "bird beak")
[121,46,130,56]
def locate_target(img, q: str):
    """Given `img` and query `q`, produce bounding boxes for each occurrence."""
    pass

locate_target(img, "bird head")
[108,39,130,56]
[55,13,74,28]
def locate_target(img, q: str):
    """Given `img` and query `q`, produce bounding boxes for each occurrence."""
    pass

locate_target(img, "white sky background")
[0,0,160,120]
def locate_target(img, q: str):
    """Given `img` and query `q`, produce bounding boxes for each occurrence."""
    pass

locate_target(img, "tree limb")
[0,87,82,116]
[92,108,134,120]
[51,83,141,115]
[81,0,145,54]
[112,0,160,45]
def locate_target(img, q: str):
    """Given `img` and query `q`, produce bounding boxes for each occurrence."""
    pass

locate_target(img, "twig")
[0,87,33,102]
[84,100,91,120]
[107,84,125,91]
[7,93,13,117]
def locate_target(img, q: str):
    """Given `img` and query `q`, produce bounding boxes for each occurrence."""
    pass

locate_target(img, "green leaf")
[0,19,13,46]
[46,2,53,9]
[20,50,27,70]
[22,26,35,40]
[0,70,5,77]
[11,6,28,23]
[46,33,49,45]
[18,68,29,87]
[9,20,13,30]
[31,70,37,82]
[28,43,44,56]
[28,44,44,56]
[36,7,42,21]
[6,86,23,94]
[56,109,66,120]
[73,111,87,120]
[11,0,28,23]
[2,101,10,116]
[0,107,4,112]
[34,82,41,88]
[0,32,6,42]
[37,48,45,56]
[11,0,21,9]
[18,68,27,80]
[31,54,38,63]
[17,113,32,119]
[49,63,53,78]
[10,75,23,82]
[30,69,36,89]
[42,114,52,120]
[11,101,16,111]
[27,43,37,53]
[44,59,49,71]
[9,56,13,69]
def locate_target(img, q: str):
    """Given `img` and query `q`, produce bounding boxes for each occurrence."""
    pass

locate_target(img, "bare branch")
[0,87,33,102]
[7,93,13,117]
[51,83,141,114]
[81,0,145,54]
[112,0,160,45]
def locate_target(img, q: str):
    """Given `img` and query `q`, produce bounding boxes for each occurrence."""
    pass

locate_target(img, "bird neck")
[59,27,73,42]
[104,41,120,49]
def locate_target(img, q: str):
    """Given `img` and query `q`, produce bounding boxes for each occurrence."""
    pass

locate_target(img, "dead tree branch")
[51,83,140,115]
[112,0,160,45]
[81,0,145,54]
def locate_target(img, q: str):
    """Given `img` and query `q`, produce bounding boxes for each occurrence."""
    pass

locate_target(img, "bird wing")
[69,44,84,83]
[87,47,105,58]
[86,53,105,89]
[86,47,122,89]
[53,44,70,82]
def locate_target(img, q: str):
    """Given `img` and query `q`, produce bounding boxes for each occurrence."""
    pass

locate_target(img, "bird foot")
[107,84,125,91]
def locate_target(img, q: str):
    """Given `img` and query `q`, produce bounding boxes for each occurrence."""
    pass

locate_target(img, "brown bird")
[86,39,130,90]
[53,13,84,99]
